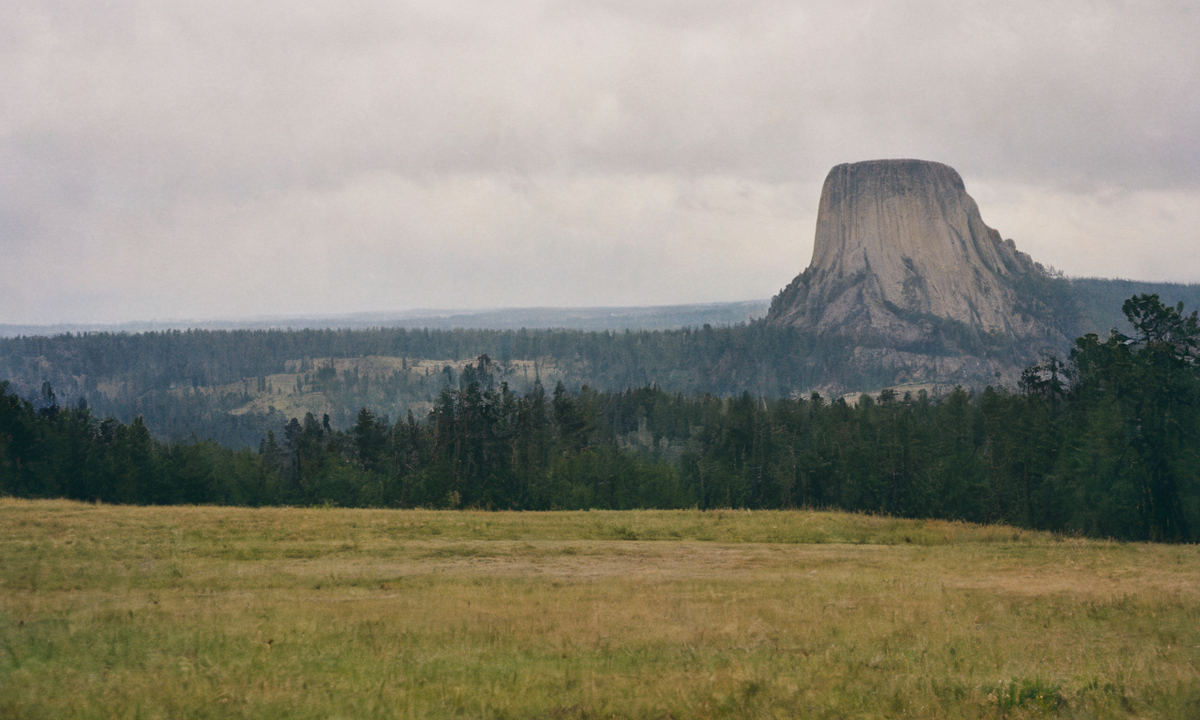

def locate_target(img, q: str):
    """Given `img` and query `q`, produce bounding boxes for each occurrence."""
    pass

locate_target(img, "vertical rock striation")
[768,159,1071,387]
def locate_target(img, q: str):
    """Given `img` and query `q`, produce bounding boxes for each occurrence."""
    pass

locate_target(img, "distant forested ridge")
[0,300,772,338]
[3,294,1198,542]
[0,324,902,448]
[3,277,1196,450]
[1068,278,1200,335]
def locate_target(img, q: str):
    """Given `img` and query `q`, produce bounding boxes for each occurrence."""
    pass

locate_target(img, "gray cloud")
[2,0,1198,323]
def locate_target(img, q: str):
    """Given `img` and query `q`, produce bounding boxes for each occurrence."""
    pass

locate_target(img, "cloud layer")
[3,0,1198,323]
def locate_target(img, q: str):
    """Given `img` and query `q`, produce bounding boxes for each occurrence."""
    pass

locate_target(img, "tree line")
[2,294,1197,542]
[0,321,966,448]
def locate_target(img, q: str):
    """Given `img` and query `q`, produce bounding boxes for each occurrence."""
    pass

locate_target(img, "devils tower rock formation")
[768,159,1072,387]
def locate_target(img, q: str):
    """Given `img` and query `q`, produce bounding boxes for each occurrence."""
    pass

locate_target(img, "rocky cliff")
[767,159,1072,388]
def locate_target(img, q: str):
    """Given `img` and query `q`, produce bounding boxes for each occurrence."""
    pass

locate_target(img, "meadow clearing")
[1,499,1198,719]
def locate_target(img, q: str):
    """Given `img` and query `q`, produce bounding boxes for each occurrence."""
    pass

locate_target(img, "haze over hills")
[0,301,771,339]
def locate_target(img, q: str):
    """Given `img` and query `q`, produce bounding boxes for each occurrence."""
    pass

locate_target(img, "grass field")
[1,499,1198,719]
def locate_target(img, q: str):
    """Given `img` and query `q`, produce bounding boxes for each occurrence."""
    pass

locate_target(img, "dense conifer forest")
[2,294,1197,542]
[0,324,905,447]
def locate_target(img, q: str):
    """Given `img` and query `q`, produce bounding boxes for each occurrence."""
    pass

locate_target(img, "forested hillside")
[0,325,902,447]
[1069,278,1200,335]
[3,294,1198,541]
[1,278,1198,451]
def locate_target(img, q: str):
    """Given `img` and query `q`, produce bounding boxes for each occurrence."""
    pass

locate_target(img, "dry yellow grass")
[1,499,1198,718]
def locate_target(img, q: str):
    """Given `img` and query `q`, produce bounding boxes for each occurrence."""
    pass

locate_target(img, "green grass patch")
[1,499,1198,718]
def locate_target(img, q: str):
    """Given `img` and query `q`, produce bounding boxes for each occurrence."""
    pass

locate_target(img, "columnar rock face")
[768,159,1069,386]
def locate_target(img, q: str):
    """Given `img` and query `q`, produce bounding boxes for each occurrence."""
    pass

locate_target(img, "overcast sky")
[2,0,1198,324]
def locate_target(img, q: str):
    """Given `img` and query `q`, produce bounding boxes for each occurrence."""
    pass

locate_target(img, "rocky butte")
[767,159,1072,389]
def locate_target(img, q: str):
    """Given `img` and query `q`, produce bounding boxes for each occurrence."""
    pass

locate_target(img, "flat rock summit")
[768,159,1071,388]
